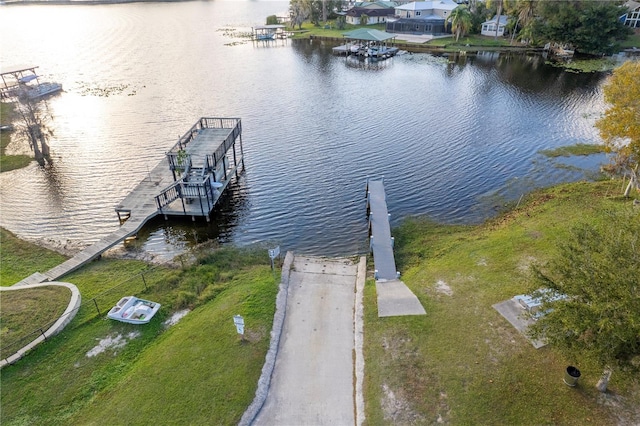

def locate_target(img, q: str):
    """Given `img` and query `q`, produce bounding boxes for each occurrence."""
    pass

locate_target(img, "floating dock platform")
[366,178,426,317]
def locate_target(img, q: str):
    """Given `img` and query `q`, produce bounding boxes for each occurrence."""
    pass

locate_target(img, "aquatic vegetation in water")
[75,82,142,97]
[538,143,606,157]
[545,58,617,73]
[217,26,252,46]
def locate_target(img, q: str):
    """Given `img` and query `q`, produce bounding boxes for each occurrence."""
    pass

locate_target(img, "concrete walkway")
[251,255,366,426]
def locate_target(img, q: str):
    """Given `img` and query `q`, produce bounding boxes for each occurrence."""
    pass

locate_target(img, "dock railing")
[155,174,218,216]
[170,117,241,153]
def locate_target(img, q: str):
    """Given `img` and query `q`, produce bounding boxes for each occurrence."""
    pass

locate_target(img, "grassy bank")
[0,240,278,425]
[0,228,67,286]
[0,286,71,359]
[364,180,640,424]
[0,103,31,173]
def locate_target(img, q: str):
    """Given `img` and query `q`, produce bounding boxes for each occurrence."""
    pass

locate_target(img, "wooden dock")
[15,117,244,286]
[117,117,244,222]
[366,178,426,317]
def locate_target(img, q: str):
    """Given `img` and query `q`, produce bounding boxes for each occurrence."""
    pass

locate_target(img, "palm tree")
[487,0,505,40]
[448,6,472,42]
[511,0,536,44]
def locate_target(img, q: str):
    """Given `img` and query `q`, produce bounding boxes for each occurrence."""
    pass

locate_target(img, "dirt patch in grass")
[163,309,190,327]
[381,382,426,424]
[435,280,453,296]
[85,331,141,358]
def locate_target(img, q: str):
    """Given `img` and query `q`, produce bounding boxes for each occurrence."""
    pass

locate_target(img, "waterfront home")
[481,15,508,37]
[393,0,458,20]
[386,0,458,36]
[621,1,640,28]
[346,6,396,25]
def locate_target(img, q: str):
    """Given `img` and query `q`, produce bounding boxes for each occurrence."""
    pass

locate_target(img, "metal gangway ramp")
[366,178,426,317]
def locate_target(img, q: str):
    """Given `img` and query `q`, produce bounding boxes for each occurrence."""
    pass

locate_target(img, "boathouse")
[333,28,399,59]
[116,117,244,223]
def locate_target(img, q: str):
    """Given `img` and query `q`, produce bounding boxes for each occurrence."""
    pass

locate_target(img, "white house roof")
[482,15,508,25]
[624,1,640,11]
[396,0,459,12]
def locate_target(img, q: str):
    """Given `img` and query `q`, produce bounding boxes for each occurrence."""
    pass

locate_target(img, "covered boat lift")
[252,25,287,40]
[0,65,62,100]
[332,28,399,59]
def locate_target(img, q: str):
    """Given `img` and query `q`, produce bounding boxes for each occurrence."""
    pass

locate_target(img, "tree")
[14,90,54,166]
[290,0,309,29]
[359,13,369,26]
[510,0,537,44]
[596,61,640,197]
[448,6,473,41]
[534,0,631,55]
[527,210,640,392]
[486,0,506,39]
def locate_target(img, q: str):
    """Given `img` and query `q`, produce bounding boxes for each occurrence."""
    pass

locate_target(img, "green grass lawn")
[620,32,640,49]
[0,228,67,286]
[289,22,386,39]
[426,34,514,48]
[3,180,639,424]
[364,180,640,424]
[0,239,279,425]
[0,286,71,359]
[0,102,31,173]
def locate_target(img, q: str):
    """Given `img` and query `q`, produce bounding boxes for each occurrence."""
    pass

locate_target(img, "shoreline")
[307,34,545,55]
[1,0,192,5]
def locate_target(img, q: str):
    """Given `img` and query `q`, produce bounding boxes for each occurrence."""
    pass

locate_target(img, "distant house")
[481,15,508,37]
[620,1,640,28]
[353,1,399,9]
[386,0,458,35]
[346,6,397,25]
[393,0,459,20]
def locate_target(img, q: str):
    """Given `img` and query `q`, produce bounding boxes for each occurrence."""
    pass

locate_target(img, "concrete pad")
[492,299,546,349]
[376,279,426,318]
[252,256,358,426]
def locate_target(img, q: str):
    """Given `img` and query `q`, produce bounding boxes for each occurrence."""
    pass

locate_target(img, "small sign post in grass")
[233,315,245,342]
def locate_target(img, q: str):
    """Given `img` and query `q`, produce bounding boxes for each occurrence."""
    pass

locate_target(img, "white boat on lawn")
[107,296,161,324]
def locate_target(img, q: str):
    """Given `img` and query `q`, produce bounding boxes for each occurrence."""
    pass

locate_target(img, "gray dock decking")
[15,118,243,286]
[366,178,426,317]
[366,179,398,280]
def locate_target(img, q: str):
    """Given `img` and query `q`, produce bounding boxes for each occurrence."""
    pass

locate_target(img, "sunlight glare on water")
[0,1,607,258]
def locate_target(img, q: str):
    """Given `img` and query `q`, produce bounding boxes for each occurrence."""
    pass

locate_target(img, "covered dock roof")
[0,65,38,76]
[342,28,397,42]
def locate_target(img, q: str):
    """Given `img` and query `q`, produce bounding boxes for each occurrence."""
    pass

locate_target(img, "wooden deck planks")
[185,128,230,163]
[14,120,241,286]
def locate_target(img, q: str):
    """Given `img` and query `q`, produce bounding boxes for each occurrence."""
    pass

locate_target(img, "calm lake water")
[0,1,608,259]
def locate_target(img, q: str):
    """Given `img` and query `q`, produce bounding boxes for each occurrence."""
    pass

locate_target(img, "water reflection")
[0,2,608,259]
